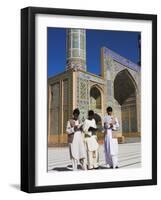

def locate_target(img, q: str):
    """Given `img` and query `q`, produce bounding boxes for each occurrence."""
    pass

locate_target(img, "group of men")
[66,107,119,171]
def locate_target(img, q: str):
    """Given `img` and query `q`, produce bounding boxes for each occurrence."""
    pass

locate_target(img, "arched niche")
[90,86,102,110]
[114,69,138,136]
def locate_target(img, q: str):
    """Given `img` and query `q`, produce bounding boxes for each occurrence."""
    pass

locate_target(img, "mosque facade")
[48,29,141,146]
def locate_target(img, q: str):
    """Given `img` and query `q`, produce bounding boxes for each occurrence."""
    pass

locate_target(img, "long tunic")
[66,119,86,161]
[83,119,99,169]
[103,115,119,167]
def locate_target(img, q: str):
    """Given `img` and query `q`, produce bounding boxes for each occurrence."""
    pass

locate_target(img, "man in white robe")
[66,108,86,171]
[83,110,99,170]
[103,106,119,169]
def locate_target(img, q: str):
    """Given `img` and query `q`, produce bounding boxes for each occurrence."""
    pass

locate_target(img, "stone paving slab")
[48,142,141,171]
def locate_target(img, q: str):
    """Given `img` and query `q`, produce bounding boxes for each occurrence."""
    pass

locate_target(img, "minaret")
[66,29,86,71]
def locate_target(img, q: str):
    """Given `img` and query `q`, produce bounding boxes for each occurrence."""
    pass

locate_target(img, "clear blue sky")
[48,28,140,77]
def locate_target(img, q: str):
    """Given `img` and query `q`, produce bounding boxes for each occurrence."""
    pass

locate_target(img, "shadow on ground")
[51,167,72,171]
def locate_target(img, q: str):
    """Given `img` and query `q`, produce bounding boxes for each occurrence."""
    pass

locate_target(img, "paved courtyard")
[48,141,141,171]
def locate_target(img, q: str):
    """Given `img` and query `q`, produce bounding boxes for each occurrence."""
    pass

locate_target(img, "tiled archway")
[114,69,138,136]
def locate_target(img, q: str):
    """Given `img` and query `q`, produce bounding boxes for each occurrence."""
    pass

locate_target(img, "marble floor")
[48,142,141,172]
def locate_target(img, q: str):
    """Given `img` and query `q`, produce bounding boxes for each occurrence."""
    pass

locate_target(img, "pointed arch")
[90,85,102,110]
[114,69,137,105]
[90,87,101,109]
[114,69,138,136]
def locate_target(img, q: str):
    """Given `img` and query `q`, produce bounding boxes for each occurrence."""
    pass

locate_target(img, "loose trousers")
[104,129,118,168]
